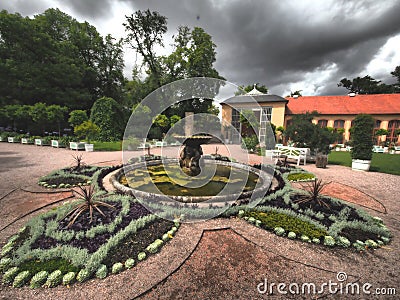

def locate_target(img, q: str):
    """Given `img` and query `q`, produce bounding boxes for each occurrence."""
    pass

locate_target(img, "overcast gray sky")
[2,0,400,96]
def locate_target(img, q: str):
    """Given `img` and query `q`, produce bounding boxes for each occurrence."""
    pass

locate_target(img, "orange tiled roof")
[285,94,400,115]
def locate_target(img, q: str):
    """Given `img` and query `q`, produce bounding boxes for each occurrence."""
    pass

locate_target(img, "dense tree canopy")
[285,112,338,154]
[337,67,400,94]
[123,11,224,117]
[0,9,125,109]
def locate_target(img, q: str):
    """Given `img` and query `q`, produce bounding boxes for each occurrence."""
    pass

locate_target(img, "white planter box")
[35,138,51,146]
[85,143,94,152]
[21,138,33,144]
[8,137,20,143]
[352,159,371,171]
[51,140,65,148]
[69,142,86,150]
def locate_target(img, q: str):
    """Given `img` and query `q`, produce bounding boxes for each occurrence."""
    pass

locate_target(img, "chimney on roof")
[293,95,299,99]
[348,92,356,97]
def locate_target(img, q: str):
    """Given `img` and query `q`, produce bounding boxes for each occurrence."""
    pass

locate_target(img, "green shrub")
[0,257,12,272]
[312,238,320,244]
[12,271,30,287]
[248,217,256,224]
[138,252,146,261]
[90,97,125,142]
[146,239,163,254]
[18,258,79,275]
[162,233,171,242]
[44,270,62,287]
[323,236,335,247]
[287,173,315,182]
[76,269,90,283]
[353,240,366,251]
[62,272,76,285]
[2,267,19,284]
[111,262,123,274]
[1,242,13,257]
[74,120,100,143]
[351,114,374,160]
[29,271,48,288]
[365,239,378,249]
[288,232,296,239]
[274,227,285,236]
[336,236,351,248]
[241,135,259,151]
[125,258,135,269]
[244,211,327,239]
[95,264,108,279]
[300,235,311,243]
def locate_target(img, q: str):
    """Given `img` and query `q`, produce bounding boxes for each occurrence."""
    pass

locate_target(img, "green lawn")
[93,141,122,151]
[328,151,400,176]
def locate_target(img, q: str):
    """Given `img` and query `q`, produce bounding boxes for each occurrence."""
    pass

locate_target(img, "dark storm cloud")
[2,0,399,95]
[0,0,52,16]
[121,0,400,95]
[59,0,113,19]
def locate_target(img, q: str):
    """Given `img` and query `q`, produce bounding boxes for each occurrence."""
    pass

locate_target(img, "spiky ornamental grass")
[71,154,86,171]
[295,178,331,209]
[62,185,115,228]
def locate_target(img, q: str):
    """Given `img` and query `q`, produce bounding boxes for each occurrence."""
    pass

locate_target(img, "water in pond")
[120,163,259,197]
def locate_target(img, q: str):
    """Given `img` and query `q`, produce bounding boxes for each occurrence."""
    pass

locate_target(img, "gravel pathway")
[0,143,399,299]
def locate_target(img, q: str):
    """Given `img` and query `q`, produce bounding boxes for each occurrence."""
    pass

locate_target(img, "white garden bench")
[276,146,309,166]
[373,146,384,153]
[155,141,167,147]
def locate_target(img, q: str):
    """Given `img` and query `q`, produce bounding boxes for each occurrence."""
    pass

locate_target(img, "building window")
[333,120,345,143]
[231,109,241,143]
[373,120,382,145]
[333,120,345,129]
[261,107,272,122]
[387,120,400,144]
[318,119,328,128]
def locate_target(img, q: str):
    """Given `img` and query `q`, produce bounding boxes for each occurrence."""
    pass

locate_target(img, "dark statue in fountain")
[176,135,212,176]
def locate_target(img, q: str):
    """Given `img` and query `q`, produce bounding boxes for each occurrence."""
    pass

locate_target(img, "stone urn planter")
[351,159,371,171]
[315,154,328,168]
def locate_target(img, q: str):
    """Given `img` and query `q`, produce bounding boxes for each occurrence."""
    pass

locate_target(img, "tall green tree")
[0,9,125,109]
[90,97,126,141]
[124,9,167,88]
[338,75,396,94]
[391,66,400,90]
[285,112,337,154]
[68,110,88,128]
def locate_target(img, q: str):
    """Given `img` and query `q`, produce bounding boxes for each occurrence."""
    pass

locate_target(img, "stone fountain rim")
[110,159,272,203]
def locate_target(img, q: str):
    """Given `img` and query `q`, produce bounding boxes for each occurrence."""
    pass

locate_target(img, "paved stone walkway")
[0,143,399,299]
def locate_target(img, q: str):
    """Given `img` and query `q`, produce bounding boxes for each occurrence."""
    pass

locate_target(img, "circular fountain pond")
[111,159,272,204]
